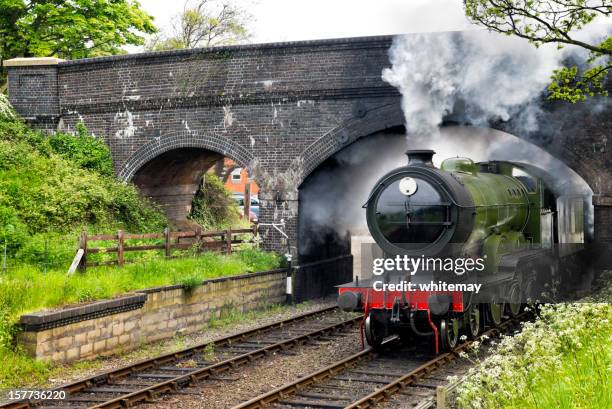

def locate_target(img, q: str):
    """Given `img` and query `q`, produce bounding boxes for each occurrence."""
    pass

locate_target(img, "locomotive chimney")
[406,149,435,167]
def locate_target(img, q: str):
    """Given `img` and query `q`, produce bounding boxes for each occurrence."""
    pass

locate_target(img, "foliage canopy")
[0,0,156,61]
[147,0,250,51]
[464,0,611,102]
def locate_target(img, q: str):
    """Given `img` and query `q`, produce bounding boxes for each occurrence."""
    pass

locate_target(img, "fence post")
[244,182,251,220]
[117,230,125,266]
[164,227,171,258]
[195,226,202,253]
[78,230,88,272]
[226,228,232,254]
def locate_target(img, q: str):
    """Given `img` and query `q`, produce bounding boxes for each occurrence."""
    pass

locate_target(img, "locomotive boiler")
[338,149,585,352]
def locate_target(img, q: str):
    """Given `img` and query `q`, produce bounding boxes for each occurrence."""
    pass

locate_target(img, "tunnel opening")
[297,124,594,283]
[298,126,407,263]
[132,148,259,230]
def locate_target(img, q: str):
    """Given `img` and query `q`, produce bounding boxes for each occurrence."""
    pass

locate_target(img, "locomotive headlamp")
[399,177,418,196]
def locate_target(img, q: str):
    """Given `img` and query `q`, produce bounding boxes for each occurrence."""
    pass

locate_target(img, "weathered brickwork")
[6,65,60,122]
[17,270,287,363]
[5,35,612,248]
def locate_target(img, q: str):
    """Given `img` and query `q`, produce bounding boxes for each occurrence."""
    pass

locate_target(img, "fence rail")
[78,225,258,271]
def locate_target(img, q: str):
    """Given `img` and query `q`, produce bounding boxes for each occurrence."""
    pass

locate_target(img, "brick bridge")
[5,34,612,259]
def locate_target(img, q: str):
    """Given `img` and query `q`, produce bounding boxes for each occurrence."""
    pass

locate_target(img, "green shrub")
[0,112,112,177]
[48,123,114,177]
[0,205,28,252]
[14,232,77,268]
[0,112,167,261]
[190,174,242,230]
[180,275,202,291]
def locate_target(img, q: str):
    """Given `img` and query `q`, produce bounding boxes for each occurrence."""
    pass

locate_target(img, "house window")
[231,168,242,183]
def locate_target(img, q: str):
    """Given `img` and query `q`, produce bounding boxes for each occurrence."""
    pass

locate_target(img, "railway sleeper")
[134,373,180,379]
[332,376,392,384]
[276,399,346,408]
[82,387,139,394]
[295,392,352,401]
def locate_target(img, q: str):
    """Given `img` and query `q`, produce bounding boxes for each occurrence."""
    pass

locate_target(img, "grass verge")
[456,300,611,409]
[0,249,279,389]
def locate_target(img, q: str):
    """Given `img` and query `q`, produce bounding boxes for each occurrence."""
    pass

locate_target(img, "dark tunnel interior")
[132,148,223,223]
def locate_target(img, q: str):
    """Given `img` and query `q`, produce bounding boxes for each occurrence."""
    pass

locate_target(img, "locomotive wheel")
[364,315,384,348]
[440,317,459,351]
[487,301,504,326]
[506,282,521,317]
[464,305,480,339]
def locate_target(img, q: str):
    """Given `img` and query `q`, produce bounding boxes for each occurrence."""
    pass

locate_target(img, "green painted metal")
[441,158,542,272]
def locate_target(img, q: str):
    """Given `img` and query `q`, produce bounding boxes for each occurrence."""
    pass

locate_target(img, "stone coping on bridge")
[17,268,289,363]
[46,34,395,67]
[3,57,65,67]
[593,194,612,206]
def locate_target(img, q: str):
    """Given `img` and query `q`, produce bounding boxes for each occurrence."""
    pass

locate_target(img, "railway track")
[1,307,360,409]
[234,312,528,409]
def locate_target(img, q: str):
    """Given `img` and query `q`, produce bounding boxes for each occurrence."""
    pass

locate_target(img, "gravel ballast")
[150,328,362,409]
[45,298,339,388]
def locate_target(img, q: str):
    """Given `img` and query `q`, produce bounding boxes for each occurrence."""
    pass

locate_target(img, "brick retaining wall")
[17,269,287,363]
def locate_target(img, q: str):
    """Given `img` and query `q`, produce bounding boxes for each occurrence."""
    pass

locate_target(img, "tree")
[0,0,156,59]
[0,0,156,90]
[464,0,611,102]
[147,0,251,51]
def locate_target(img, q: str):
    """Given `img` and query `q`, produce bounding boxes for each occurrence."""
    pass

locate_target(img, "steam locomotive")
[338,150,586,352]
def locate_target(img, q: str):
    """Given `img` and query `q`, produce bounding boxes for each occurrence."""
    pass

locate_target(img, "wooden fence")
[78,225,258,270]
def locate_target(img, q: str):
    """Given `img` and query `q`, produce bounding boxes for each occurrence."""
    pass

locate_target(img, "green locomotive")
[338,150,585,352]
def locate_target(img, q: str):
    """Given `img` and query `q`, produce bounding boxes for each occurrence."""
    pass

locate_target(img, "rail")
[0,307,361,409]
[234,312,530,409]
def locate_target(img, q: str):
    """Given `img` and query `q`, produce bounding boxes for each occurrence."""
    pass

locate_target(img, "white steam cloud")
[300,28,606,256]
[382,30,563,139]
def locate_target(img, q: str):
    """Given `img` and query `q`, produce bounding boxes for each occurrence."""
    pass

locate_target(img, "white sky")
[136,0,475,47]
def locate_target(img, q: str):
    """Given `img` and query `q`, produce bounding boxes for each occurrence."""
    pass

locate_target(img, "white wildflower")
[0,94,15,120]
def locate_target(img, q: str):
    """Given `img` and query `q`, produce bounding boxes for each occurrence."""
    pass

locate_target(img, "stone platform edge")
[19,268,289,330]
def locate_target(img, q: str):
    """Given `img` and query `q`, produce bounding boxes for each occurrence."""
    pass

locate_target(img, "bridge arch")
[296,117,597,262]
[118,131,255,181]
[295,102,601,195]
[296,102,405,187]
[118,131,255,224]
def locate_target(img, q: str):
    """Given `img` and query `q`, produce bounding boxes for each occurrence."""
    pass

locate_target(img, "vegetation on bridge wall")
[0,95,167,264]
